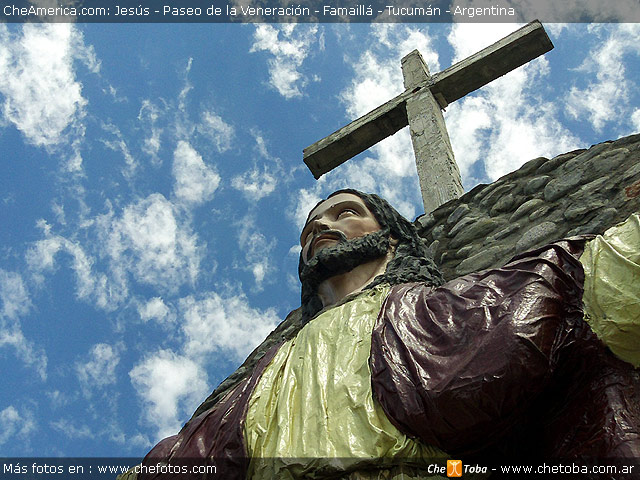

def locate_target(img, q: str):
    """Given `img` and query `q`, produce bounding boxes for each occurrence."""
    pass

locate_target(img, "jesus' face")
[300,193,382,264]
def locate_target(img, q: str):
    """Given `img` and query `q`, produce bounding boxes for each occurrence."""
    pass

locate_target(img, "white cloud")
[105,84,127,103]
[440,96,491,182]
[253,132,272,160]
[0,269,47,379]
[26,222,124,311]
[138,297,174,325]
[0,23,95,148]
[341,51,399,118]
[101,123,138,179]
[0,327,47,380]
[126,433,152,449]
[51,202,66,225]
[55,239,97,299]
[566,24,640,133]
[236,216,277,289]
[232,166,277,201]
[26,227,62,274]
[632,109,640,133]
[65,136,85,172]
[172,141,220,206]
[198,111,235,153]
[138,100,163,164]
[129,350,209,440]
[290,188,322,232]
[178,57,194,114]
[0,406,35,446]
[27,193,203,312]
[231,131,287,201]
[47,390,70,409]
[179,291,279,361]
[50,418,92,439]
[102,194,203,292]
[286,272,300,293]
[0,269,31,320]
[447,22,518,63]
[250,24,319,98]
[76,343,120,392]
[51,417,144,451]
[138,63,235,168]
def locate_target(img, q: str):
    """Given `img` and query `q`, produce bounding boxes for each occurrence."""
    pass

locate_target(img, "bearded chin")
[299,228,391,288]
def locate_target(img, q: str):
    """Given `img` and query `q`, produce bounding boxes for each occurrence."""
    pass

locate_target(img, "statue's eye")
[337,208,357,218]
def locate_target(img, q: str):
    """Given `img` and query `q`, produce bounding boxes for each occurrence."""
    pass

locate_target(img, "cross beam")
[303,21,553,212]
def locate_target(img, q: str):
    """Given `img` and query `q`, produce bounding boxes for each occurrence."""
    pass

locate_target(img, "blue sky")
[0,20,639,457]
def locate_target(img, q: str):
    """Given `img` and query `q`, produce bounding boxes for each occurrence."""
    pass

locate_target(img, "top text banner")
[1,0,639,22]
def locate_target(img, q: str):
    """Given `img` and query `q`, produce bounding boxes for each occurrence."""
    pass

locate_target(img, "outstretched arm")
[370,234,640,459]
[580,213,640,367]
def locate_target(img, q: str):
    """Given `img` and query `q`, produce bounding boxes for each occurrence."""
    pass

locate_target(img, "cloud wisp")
[566,24,640,134]
[231,131,283,202]
[250,24,319,99]
[0,269,47,379]
[0,406,35,447]
[76,343,121,395]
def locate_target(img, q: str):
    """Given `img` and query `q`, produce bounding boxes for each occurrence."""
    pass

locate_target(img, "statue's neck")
[316,253,392,309]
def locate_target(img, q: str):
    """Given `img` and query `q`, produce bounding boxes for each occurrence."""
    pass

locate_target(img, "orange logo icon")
[447,459,463,477]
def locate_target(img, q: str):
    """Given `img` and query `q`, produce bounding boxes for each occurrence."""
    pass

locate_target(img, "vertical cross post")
[401,51,464,214]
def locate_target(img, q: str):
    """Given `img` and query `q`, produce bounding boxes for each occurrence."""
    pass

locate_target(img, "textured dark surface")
[417,133,640,280]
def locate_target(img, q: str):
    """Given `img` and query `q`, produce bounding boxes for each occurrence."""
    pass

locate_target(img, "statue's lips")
[310,232,342,255]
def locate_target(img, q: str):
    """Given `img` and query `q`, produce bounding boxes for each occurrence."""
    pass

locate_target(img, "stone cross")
[303,20,553,214]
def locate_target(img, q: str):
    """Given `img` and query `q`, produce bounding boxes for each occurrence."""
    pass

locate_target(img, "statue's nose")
[311,217,331,233]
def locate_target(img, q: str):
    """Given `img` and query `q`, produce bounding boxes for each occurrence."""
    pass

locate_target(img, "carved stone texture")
[417,133,640,281]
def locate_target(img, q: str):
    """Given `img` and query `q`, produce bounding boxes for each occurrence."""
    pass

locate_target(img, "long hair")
[299,189,444,322]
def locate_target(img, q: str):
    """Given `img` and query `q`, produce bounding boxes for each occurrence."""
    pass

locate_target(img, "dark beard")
[298,228,391,289]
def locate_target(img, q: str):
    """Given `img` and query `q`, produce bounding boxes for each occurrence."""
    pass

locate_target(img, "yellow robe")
[245,285,448,480]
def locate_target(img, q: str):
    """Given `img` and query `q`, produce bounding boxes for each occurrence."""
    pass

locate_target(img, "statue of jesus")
[125,190,640,480]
